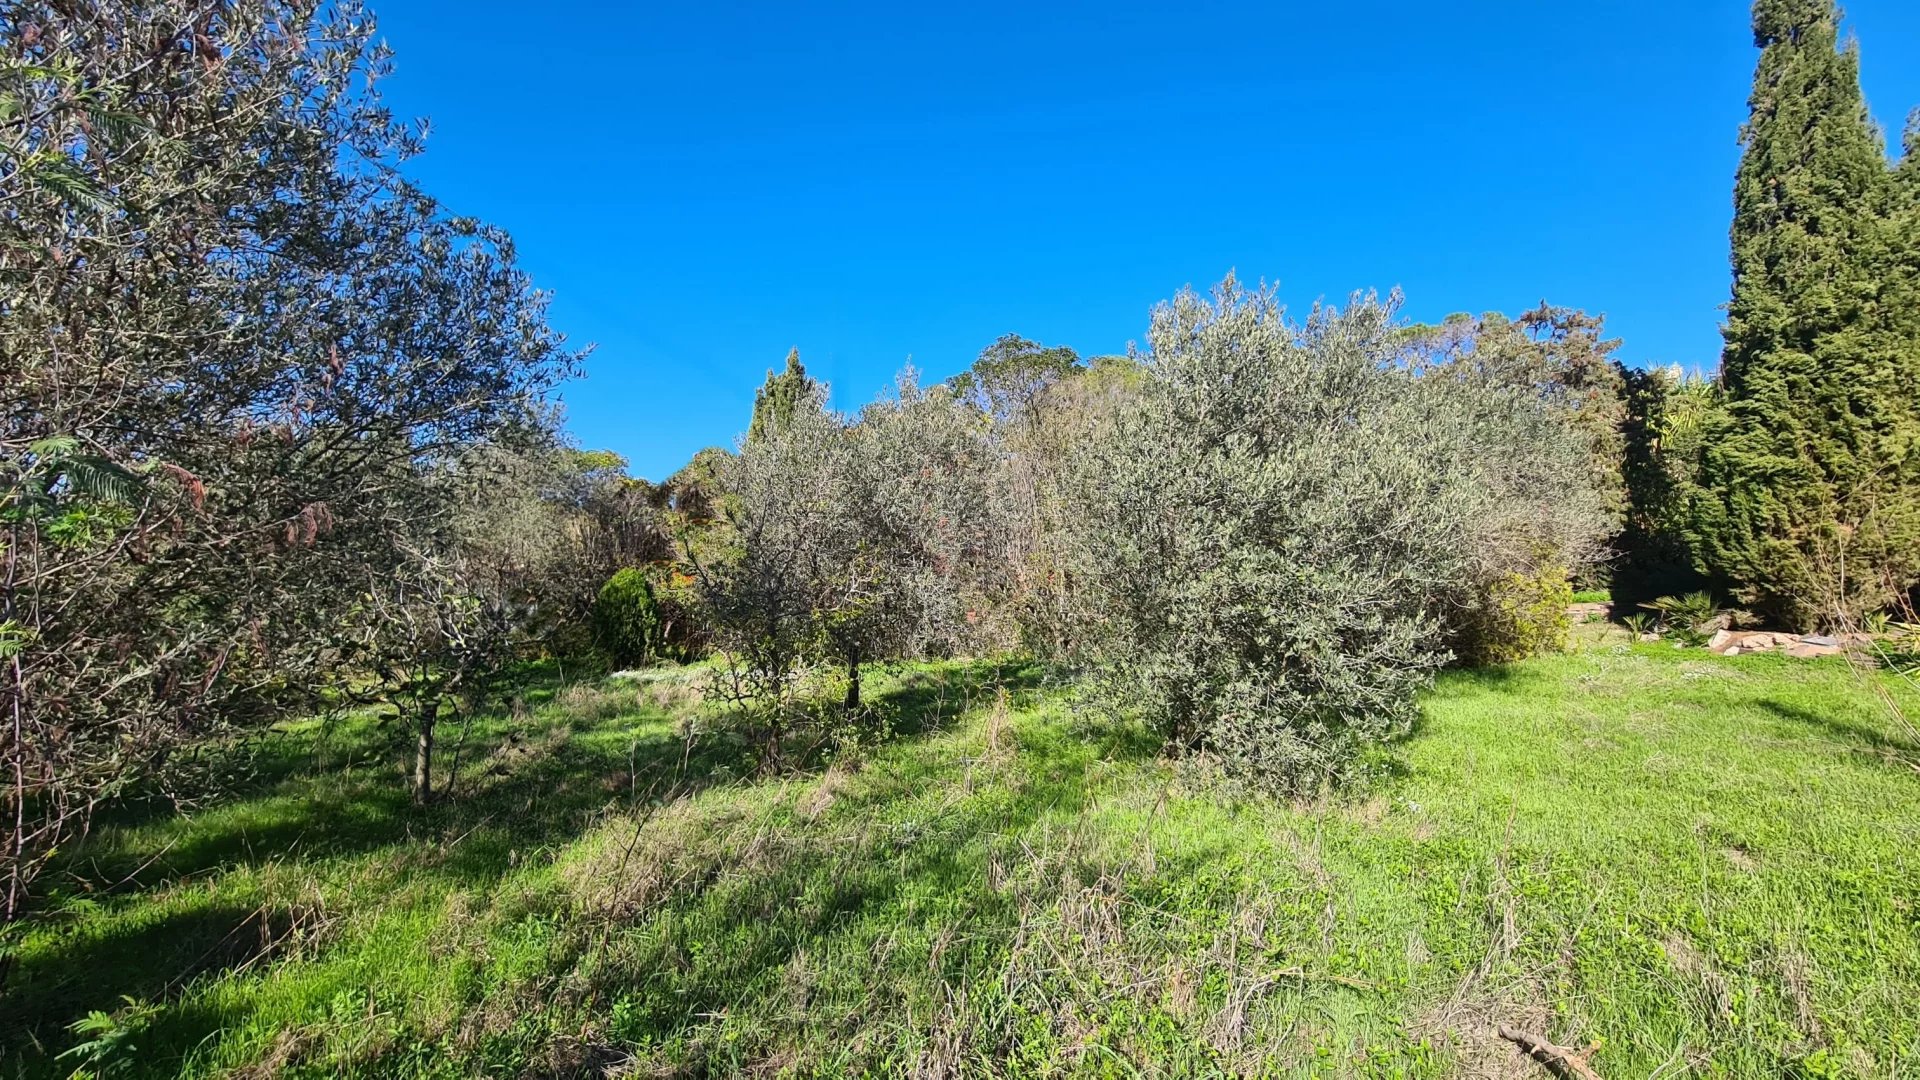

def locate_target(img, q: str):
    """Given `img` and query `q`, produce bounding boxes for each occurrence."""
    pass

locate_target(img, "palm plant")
[1643,592,1723,646]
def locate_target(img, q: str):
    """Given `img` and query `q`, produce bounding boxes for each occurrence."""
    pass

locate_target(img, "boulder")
[1786,641,1842,659]
[1707,629,1737,653]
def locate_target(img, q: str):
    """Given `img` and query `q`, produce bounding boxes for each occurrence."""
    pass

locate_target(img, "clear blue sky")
[370,0,1920,481]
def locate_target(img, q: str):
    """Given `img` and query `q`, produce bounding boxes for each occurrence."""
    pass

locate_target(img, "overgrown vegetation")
[594,569,664,669]
[5,0,1919,1073]
[4,642,1915,1077]
[0,0,582,916]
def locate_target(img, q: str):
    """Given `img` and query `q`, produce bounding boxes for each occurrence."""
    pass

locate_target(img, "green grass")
[6,643,1918,1078]
[1569,590,1612,605]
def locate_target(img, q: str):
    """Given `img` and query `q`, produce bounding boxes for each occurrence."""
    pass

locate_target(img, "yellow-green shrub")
[1453,562,1574,666]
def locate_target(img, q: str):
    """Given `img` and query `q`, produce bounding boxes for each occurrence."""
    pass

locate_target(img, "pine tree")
[747,348,816,443]
[1692,0,1920,628]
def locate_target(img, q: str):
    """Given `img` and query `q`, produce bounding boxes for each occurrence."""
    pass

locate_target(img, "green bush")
[1643,591,1723,647]
[1061,280,1607,792]
[1454,563,1575,666]
[594,568,662,668]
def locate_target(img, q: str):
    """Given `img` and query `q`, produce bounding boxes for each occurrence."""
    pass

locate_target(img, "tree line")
[639,0,1920,791]
[3,0,1916,930]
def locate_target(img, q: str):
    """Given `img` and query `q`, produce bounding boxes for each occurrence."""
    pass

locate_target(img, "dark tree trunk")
[844,649,861,711]
[413,695,439,804]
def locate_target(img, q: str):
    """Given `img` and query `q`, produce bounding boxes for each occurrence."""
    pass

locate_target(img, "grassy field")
[6,636,1918,1078]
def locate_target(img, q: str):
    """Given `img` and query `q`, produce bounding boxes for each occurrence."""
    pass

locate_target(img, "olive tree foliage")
[1387,307,1623,660]
[342,443,600,805]
[1397,305,1628,530]
[1058,278,1606,791]
[696,376,1002,762]
[0,1,574,916]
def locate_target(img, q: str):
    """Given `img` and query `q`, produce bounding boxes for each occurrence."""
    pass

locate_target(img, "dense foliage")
[1449,561,1576,667]
[1689,0,1920,629]
[746,348,816,444]
[595,568,664,668]
[1056,280,1607,789]
[698,376,1004,757]
[1399,305,1629,533]
[1614,365,1716,611]
[0,0,576,914]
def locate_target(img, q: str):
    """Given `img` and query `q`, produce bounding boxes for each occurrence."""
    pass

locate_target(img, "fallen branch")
[1497,1025,1603,1080]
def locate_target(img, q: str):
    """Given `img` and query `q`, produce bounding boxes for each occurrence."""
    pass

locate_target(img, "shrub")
[595,569,663,668]
[1454,561,1576,666]
[1644,592,1724,646]
[1060,279,1606,792]
[697,375,1003,758]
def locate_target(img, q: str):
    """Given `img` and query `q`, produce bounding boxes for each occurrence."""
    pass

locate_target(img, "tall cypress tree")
[748,347,816,443]
[1891,115,1920,618]
[1693,0,1920,628]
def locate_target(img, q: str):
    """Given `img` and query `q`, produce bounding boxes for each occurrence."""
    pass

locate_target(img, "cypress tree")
[1693,0,1920,628]
[1892,115,1920,617]
[747,348,816,443]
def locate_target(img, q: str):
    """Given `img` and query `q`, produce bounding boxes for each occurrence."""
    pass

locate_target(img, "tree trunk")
[413,695,439,804]
[844,649,861,711]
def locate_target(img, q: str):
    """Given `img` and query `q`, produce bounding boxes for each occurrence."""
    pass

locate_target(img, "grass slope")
[5,642,1917,1078]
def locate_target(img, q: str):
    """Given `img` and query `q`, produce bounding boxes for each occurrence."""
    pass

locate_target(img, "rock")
[1786,642,1842,659]
[1799,634,1840,648]
[1708,629,1737,653]
[1724,646,1741,656]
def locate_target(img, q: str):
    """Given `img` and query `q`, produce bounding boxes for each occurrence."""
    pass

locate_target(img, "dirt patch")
[1415,996,1559,1080]
[1663,933,1733,1025]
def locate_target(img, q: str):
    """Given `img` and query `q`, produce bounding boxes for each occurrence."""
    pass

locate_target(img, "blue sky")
[371,1,1920,481]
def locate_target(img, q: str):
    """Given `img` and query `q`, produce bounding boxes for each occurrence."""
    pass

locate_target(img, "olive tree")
[697,375,1001,760]
[343,443,594,804]
[1060,277,1605,790]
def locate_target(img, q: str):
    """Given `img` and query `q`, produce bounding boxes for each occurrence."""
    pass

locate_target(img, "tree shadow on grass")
[3,659,1061,1070]
[868,658,1045,735]
[5,900,310,1057]
[1758,697,1919,767]
[565,694,1156,1075]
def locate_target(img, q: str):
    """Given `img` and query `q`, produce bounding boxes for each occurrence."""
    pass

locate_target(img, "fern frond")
[62,457,144,505]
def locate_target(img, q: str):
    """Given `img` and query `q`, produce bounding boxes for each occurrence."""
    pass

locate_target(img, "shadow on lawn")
[1759,697,1918,764]
[3,659,1052,1064]
[571,688,1158,1070]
